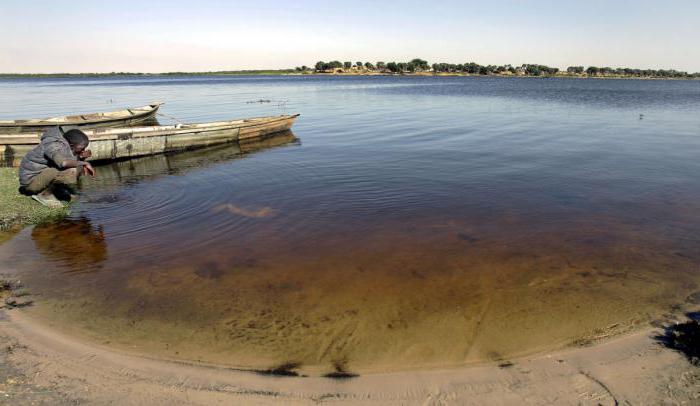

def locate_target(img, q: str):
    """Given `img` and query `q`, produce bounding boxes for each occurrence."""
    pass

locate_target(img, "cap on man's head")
[63,129,89,147]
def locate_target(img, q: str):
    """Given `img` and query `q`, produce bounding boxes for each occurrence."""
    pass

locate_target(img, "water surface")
[1,76,699,374]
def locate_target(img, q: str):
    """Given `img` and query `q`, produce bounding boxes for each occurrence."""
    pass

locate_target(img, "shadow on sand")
[655,312,700,366]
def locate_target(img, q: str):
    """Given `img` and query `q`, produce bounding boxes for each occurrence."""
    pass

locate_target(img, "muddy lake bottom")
[1,75,700,375]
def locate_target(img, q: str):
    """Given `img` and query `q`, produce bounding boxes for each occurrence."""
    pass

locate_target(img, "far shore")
[294,71,700,80]
[1,71,699,80]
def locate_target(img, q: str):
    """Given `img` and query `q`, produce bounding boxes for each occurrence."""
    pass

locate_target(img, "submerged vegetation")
[301,58,700,78]
[0,168,67,231]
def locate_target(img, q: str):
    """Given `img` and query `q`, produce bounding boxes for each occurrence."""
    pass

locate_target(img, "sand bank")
[1,308,698,405]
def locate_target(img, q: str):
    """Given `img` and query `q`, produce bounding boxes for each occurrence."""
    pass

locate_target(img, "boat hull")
[0,103,162,134]
[0,114,299,166]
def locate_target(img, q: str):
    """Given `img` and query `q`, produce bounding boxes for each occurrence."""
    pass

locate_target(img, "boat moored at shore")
[0,103,163,134]
[0,114,300,165]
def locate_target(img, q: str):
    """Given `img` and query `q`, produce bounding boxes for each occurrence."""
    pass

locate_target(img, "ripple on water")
[1,76,699,374]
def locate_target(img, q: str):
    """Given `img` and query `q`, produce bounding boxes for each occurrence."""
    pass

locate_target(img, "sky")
[1,0,699,73]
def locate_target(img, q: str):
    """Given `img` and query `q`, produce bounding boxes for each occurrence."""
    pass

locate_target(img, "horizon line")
[3,59,700,76]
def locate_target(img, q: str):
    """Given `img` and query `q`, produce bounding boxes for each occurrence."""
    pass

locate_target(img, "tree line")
[295,59,700,78]
[565,66,697,78]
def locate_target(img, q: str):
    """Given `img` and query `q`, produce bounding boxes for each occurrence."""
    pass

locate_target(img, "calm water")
[1,76,700,374]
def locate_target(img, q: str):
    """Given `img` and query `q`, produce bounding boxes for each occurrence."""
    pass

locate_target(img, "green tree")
[344,61,352,69]
[409,58,429,71]
[364,62,374,70]
[464,62,480,74]
[523,64,541,76]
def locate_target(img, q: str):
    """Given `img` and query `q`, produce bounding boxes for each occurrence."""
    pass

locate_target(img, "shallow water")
[1,76,700,374]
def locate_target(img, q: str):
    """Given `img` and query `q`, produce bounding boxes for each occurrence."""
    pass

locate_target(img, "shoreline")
[1,305,698,404]
[294,72,700,80]
[1,72,699,80]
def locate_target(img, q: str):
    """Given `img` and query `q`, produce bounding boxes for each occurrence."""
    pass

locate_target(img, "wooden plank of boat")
[93,131,299,185]
[0,103,163,134]
[0,114,299,164]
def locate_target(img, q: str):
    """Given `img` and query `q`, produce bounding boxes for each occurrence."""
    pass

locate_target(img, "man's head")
[63,129,89,155]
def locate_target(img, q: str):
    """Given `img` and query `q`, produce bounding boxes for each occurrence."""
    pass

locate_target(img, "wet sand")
[1,307,698,405]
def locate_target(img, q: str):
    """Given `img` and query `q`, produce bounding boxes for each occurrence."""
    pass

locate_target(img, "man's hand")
[59,158,95,176]
[82,162,95,177]
[79,149,92,160]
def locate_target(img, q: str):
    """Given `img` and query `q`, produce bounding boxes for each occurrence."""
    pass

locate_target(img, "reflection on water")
[1,76,700,374]
[91,130,299,185]
[31,218,107,274]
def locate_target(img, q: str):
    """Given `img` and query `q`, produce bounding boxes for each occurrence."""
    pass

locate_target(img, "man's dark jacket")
[18,126,77,187]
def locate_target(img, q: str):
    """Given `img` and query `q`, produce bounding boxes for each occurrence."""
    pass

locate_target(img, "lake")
[1,75,699,375]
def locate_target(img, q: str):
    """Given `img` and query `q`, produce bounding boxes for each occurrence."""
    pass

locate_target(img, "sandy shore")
[1,308,698,405]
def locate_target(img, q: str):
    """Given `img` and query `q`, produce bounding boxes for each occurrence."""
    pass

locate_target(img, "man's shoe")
[31,193,64,209]
[52,184,75,202]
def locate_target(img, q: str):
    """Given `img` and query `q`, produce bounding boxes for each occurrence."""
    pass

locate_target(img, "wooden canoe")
[0,103,163,134]
[94,131,298,185]
[0,114,299,165]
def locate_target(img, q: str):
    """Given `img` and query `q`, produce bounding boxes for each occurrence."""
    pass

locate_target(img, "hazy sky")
[2,0,699,73]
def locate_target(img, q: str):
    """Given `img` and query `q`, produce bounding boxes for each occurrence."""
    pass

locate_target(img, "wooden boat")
[93,131,299,185]
[0,114,299,165]
[0,103,163,134]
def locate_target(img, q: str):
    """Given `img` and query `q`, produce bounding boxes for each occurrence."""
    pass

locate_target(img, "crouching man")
[18,127,95,208]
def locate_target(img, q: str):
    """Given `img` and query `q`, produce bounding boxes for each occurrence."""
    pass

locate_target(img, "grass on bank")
[0,167,68,232]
